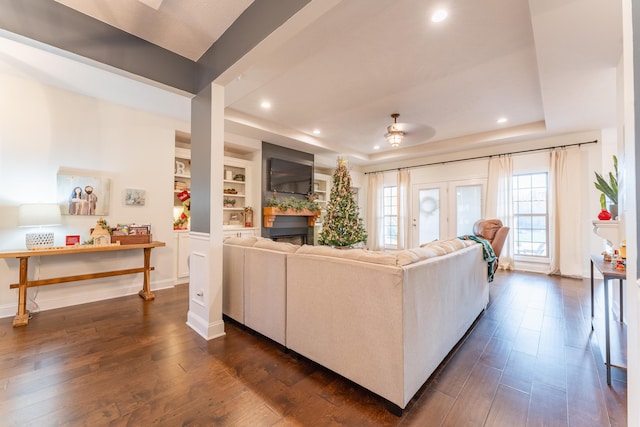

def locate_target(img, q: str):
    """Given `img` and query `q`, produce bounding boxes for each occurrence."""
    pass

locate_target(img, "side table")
[590,254,626,385]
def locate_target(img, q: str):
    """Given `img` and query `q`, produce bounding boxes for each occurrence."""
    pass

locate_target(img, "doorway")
[411,179,484,246]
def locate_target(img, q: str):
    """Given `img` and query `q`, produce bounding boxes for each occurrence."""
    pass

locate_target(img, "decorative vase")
[244,207,253,227]
[598,209,612,220]
[609,204,618,220]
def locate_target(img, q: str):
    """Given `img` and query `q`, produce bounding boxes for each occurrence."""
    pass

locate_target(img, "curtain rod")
[363,139,599,175]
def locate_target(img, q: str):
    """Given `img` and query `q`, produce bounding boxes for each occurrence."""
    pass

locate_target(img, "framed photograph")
[229,213,241,225]
[125,188,146,206]
[129,224,151,235]
[65,235,80,246]
[57,173,111,216]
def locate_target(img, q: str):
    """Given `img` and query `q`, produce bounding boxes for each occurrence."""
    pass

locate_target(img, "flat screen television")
[269,158,313,195]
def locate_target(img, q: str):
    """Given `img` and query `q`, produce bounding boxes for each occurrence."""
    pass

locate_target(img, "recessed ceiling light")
[497,117,508,124]
[373,145,380,150]
[431,9,448,23]
[261,101,271,109]
[313,129,321,135]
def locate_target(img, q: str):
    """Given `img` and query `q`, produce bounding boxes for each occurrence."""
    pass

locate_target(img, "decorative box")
[111,234,152,245]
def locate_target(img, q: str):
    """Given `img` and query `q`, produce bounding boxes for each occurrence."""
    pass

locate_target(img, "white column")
[622,1,638,425]
[186,83,225,340]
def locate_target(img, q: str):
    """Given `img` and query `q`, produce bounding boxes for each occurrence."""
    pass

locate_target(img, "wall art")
[125,188,146,206]
[57,173,111,216]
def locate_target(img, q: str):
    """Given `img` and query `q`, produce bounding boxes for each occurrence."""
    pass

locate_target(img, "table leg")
[138,247,155,301]
[590,259,594,330]
[619,279,623,323]
[13,257,30,327]
[604,278,611,385]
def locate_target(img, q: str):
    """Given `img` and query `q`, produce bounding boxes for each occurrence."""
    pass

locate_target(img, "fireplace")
[262,215,313,245]
[261,142,317,245]
[272,235,306,245]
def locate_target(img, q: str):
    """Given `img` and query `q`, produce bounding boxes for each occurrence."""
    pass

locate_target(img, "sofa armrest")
[222,244,246,323]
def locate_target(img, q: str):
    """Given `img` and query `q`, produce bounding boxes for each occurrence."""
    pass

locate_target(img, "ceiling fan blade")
[393,122,419,133]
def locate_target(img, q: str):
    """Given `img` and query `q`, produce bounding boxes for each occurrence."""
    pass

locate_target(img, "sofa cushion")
[296,245,397,266]
[253,239,300,253]
[223,236,259,247]
[396,247,442,266]
[417,242,448,255]
[434,238,471,252]
[419,238,471,251]
[398,238,475,266]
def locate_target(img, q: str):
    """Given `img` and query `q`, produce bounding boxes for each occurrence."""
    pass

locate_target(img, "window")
[456,184,482,236]
[383,186,397,248]
[512,173,548,257]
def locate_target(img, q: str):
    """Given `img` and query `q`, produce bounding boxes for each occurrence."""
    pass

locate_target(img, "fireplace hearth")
[272,235,306,245]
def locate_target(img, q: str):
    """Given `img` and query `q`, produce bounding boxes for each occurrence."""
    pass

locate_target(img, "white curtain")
[547,147,583,276]
[397,169,411,249]
[366,172,385,251]
[485,155,514,269]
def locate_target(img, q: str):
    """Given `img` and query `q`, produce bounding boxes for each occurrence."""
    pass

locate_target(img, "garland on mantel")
[265,195,319,212]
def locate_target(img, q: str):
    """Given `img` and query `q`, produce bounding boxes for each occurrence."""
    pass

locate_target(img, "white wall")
[0,73,189,318]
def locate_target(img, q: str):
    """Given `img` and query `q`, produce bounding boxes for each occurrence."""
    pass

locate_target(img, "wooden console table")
[590,254,626,385]
[0,242,165,327]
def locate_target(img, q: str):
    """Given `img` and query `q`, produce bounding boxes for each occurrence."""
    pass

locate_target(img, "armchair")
[473,219,510,259]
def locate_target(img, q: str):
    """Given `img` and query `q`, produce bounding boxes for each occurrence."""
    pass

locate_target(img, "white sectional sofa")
[222,237,489,413]
[223,236,299,346]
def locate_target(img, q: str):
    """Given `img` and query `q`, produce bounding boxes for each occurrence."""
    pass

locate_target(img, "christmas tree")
[318,157,368,247]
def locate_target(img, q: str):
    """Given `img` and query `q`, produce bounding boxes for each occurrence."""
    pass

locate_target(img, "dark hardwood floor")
[0,271,627,426]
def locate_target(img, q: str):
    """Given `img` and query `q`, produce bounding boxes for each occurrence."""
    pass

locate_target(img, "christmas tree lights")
[318,157,367,247]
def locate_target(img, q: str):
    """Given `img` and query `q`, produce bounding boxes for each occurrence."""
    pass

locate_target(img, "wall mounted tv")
[269,158,313,195]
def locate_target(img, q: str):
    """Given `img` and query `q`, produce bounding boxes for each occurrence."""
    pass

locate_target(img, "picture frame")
[125,188,146,206]
[229,213,241,225]
[57,172,111,216]
[65,235,80,246]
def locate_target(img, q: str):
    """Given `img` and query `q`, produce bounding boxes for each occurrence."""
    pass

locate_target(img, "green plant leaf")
[265,196,319,212]
[594,171,617,204]
[609,171,618,200]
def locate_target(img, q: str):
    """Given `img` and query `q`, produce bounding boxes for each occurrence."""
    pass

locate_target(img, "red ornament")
[598,209,612,220]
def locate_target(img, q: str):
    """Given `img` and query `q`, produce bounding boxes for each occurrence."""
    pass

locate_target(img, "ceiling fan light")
[384,113,404,147]
[386,131,403,148]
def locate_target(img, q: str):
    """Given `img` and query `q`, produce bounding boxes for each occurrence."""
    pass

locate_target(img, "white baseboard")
[187,310,226,340]
[0,303,16,319]
[0,278,175,320]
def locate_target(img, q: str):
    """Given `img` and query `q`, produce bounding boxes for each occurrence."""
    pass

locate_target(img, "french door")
[411,180,484,247]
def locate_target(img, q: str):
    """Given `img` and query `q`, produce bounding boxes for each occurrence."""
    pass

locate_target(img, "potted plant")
[594,155,618,219]
[223,197,237,208]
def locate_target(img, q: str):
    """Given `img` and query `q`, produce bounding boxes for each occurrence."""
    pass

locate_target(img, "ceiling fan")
[383,113,436,148]
[384,113,406,148]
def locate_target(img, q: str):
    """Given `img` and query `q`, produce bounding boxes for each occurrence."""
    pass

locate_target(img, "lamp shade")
[18,204,62,227]
[18,204,61,249]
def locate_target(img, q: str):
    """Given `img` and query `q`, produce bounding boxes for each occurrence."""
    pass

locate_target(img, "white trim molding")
[185,232,226,340]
